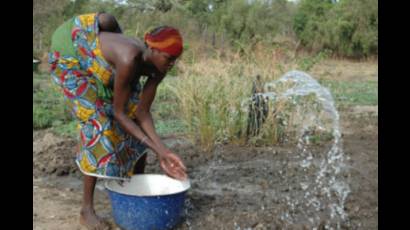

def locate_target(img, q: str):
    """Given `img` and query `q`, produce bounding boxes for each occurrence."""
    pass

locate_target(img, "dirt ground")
[33,105,377,230]
[33,58,378,230]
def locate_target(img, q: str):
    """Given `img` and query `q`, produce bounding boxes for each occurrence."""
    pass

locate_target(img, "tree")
[293,0,377,58]
[33,0,71,55]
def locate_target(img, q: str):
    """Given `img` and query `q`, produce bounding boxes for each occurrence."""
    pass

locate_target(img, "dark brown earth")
[33,106,377,230]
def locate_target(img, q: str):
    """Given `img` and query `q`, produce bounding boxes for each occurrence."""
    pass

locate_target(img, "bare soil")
[33,106,377,230]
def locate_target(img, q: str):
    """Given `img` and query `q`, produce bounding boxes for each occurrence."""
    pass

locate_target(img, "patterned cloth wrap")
[48,13,146,179]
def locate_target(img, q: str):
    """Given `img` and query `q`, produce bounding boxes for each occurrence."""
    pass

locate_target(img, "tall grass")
[166,45,299,150]
[33,40,376,150]
[162,42,346,150]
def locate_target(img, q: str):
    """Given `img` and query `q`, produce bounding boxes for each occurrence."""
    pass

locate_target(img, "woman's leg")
[80,175,110,230]
[133,154,147,174]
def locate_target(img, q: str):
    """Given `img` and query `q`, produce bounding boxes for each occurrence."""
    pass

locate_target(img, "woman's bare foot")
[80,208,111,230]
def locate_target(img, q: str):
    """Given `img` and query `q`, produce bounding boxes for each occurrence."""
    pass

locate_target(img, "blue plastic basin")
[105,174,191,230]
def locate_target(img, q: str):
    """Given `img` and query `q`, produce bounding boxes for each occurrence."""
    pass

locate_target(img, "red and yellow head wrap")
[144,26,183,57]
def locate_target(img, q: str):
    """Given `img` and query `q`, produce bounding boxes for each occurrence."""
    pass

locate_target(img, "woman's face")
[151,49,178,74]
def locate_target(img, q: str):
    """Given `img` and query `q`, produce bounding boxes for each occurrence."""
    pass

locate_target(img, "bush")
[293,0,378,58]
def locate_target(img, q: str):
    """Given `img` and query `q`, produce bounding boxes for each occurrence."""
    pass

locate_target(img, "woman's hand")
[158,151,187,181]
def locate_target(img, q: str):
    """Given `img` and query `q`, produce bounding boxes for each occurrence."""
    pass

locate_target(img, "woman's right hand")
[158,151,187,181]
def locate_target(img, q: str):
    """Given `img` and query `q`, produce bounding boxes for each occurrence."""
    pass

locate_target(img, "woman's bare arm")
[135,75,187,179]
[134,75,168,153]
[112,52,186,180]
[112,54,164,155]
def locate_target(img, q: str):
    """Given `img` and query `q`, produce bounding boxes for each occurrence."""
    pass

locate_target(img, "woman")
[49,12,187,229]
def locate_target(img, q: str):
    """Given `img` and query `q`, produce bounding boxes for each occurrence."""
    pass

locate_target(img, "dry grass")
[161,41,378,150]
[34,39,377,150]
[164,44,303,150]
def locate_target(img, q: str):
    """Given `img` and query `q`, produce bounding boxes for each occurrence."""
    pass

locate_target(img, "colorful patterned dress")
[48,13,147,179]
